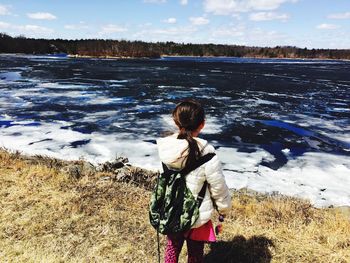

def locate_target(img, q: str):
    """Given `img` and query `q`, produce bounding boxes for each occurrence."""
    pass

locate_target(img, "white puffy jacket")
[156,133,232,228]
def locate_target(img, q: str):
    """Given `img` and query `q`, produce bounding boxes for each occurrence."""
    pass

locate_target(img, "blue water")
[259,120,315,137]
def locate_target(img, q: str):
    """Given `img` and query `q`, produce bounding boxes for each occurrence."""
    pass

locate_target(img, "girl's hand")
[215,224,223,235]
[215,214,225,235]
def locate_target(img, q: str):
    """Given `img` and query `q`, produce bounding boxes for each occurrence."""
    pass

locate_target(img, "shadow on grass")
[204,235,274,263]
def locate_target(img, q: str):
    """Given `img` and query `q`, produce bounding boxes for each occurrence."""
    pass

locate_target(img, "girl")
[156,99,232,263]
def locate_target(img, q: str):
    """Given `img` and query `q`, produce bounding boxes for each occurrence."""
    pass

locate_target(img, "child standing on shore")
[156,99,232,263]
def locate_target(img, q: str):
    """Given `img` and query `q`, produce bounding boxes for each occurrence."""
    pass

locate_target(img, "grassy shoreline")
[1,149,349,262]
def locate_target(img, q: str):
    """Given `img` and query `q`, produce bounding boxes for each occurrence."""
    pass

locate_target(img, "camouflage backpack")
[149,153,215,235]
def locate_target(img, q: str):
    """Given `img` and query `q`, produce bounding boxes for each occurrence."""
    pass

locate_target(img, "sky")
[0,0,349,49]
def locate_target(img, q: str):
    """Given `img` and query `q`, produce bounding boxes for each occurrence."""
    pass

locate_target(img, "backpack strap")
[161,152,216,176]
[180,152,216,176]
[162,162,170,173]
[196,181,208,207]
[182,153,215,208]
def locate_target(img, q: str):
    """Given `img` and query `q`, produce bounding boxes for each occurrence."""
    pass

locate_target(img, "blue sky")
[0,0,349,48]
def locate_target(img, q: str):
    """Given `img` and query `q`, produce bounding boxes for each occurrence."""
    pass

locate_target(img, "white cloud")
[143,0,166,3]
[231,13,242,20]
[163,18,177,24]
[316,23,339,30]
[209,23,289,47]
[189,16,210,25]
[133,26,198,42]
[0,21,54,38]
[249,12,290,21]
[211,24,245,37]
[0,21,10,29]
[0,4,10,15]
[64,22,89,30]
[27,12,57,20]
[150,26,197,36]
[204,0,298,14]
[327,12,350,20]
[138,22,153,28]
[99,24,128,35]
[0,21,53,33]
[19,24,54,34]
[180,0,188,5]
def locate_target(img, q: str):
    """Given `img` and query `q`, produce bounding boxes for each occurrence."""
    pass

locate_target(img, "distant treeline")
[1,33,350,59]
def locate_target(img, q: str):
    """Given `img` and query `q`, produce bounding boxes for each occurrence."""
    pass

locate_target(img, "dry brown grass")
[0,149,349,263]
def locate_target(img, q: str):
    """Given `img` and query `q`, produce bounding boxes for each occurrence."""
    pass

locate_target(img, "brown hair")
[172,99,205,169]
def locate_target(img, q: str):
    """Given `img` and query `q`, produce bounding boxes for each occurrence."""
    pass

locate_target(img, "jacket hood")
[156,133,208,170]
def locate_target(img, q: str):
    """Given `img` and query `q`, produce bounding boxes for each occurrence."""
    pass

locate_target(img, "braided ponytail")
[172,100,205,169]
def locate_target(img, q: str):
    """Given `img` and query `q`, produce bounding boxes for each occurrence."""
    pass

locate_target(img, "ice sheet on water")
[0,71,21,82]
[1,118,348,207]
[237,98,279,106]
[38,82,91,90]
[219,147,350,207]
[285,115,350,145]
[0,119,158,170]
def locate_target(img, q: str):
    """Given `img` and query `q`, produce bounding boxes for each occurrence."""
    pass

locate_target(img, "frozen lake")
[0,54,349,207]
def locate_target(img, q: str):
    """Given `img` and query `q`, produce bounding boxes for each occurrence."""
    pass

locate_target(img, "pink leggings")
[164,233,204,263]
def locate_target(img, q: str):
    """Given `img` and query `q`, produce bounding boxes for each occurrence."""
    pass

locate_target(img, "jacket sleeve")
[205,154,232,216]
